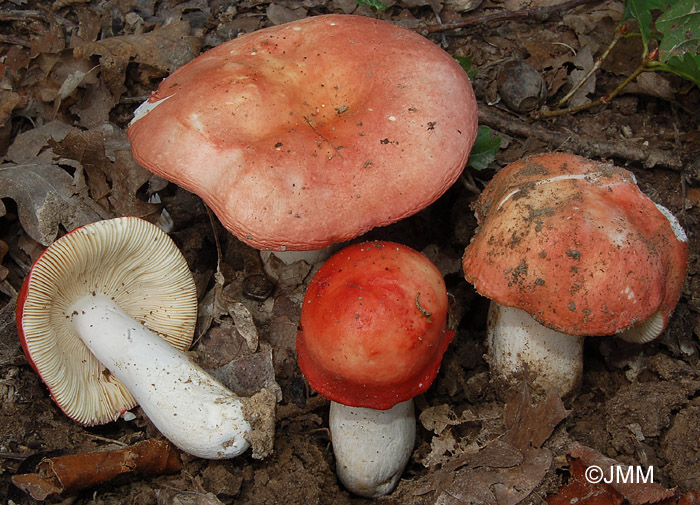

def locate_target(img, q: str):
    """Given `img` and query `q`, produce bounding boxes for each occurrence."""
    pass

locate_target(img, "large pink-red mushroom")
[128,14,478,255]
[297,241,454,497]
[462,153,688,396]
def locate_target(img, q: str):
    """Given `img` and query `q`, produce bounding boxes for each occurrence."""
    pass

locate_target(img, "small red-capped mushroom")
[462,153,689,396]
[128,15,478,256]
[297,241,454,497]
[16,217,261,459]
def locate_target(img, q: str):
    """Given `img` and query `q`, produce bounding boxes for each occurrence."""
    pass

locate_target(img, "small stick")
[539,49,654,118]
[416,0,598,34]
[11,439,182,500]
[478,106,683,171]
[557,23,629,108]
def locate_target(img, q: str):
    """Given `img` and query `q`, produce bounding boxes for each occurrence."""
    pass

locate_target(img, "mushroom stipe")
[17,217,275,460]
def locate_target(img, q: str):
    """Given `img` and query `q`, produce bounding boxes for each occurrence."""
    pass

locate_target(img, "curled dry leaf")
[266,3,308,25]
[0,163,103,246]
[4,120,73,164]
[73,20,202,99]
[0,91,22,127]
[547,442,675,505]
[411,384,569,505]
[0,240,8,282]
[567,45,596,108]
[29,13,65,58]
[156,489,226,505]
[52,126,162,218]
[211,344,283,402]
[11,440,182,500]
[546,457,624,505]
[420,404,481,435]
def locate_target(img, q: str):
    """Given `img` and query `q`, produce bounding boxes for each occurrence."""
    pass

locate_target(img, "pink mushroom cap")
[462,153,689,337]
[297,241,454,410]
[128,14,478,251]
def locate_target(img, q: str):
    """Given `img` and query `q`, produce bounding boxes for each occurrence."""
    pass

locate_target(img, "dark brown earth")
[1,0,699,504]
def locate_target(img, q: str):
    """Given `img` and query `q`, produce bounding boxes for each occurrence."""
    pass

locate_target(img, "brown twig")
[478,106,684,171]
[557,22,630,108]
[11,440,182,500]
[0,34,31,47]
[417,0,599,34]
[0,9,49,22]
[540,54,651,118]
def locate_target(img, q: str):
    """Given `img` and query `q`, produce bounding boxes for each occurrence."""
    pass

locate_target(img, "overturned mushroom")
[17,217,274,459]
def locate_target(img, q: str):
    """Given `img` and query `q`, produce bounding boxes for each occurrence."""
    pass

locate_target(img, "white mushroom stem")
[329,399,415,498]
[68,294,252,459]
[487,302,584,396]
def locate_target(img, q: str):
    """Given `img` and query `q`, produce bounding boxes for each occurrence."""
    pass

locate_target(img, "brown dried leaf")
[29,14,65,58]
[4,120,72,164]
[562,0,624,52]
[568,45,596,108]
[687,187,700,208]
[104,127,161,217]
[503,385,570,450]
[0,163,103,245]
[266,3,308,25]
[69,6,101,47]
[421,430,459,468]
[623,72,677,101]
[157,489,226,505]
[547,458,625,505]
[74,20,202,99]
[71,79,118,128]
[414,384,569,505]
[219,287,259,352]
[0,91,22,126]
[52,128,111,204]
[564,443,675,505]
[0,240,8,282]
[261,251,313,292]
[49,126,159,217]
[420,404,481,435]
[5,46,31,79]
[427,440,530,505]
[211,343,283,401]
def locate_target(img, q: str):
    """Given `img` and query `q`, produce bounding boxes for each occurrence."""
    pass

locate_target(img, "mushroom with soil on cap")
[297,241,454,497]
[127,14,478,264]
[462,153,689,397]
[16,217,274,459]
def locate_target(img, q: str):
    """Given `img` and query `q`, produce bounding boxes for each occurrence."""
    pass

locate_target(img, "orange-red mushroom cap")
[297,241,454,410]
[462,153,689,337]
[128,14,478,251]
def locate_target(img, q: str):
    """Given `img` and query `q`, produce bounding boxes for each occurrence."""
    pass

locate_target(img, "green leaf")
[655,0,700,84]
[467,126,501,171]
[355,0,388,10]
[454,56,478,80]
[651,52,700,85]
[621,0,668,53]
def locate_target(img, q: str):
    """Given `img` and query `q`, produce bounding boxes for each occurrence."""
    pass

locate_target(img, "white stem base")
[329,400,415,498]
[487,302,584,397]
[69,294,252,459]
